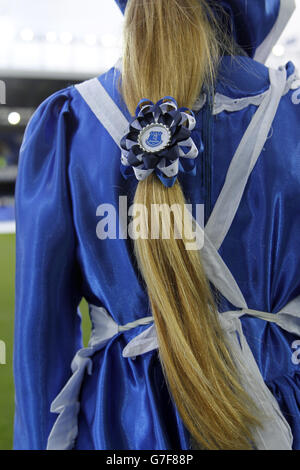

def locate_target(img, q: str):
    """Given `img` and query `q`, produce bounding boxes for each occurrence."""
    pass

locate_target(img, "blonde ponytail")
[121,0,261,450]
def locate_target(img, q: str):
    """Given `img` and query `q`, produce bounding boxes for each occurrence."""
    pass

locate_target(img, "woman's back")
[13,0,300,450]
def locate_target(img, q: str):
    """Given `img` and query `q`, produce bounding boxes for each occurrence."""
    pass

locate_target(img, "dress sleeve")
[13,88,83,450]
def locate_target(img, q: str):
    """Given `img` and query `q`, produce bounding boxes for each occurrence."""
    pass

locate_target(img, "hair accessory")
[120,97,202,188]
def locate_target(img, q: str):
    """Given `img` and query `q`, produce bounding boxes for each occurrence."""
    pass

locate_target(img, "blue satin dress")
[13,0,300,450]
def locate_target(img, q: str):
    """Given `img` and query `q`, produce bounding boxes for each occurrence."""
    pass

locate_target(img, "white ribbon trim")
[219,311,294,450]
[205,66,287,251]
[46,297,299,450]
[46,307,155,450]
[213,91,268,114]
[75,78,128,148]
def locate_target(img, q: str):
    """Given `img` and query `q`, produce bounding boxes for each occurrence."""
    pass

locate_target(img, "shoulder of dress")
[19,85,74,157]
[37,85,73,114]
[23,85,73,136]
[194,58,300,115]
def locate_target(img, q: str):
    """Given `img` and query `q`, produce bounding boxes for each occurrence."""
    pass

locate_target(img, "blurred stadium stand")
[0,76,85,210]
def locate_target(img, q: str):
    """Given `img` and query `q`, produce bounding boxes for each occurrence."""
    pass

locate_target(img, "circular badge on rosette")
[120,96,202,188]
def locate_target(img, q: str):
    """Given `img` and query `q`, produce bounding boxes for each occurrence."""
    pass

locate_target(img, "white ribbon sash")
[47,301,298,450]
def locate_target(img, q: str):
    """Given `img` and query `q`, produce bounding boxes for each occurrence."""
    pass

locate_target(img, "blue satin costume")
[13,0,300,450]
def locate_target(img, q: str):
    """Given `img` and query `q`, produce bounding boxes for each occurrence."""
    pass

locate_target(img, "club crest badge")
[120,96,199,187]
[138,123,171,153]
[146,131,163,148]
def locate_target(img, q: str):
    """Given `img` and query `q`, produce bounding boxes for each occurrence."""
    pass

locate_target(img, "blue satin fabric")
[13,54,300,450]
[115,0,281,59]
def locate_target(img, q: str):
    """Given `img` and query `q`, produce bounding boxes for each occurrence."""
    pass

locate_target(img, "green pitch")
[0,233,91,450]
[0,234,15,450]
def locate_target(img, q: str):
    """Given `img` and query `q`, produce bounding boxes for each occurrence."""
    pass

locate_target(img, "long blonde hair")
[121,0,261,450]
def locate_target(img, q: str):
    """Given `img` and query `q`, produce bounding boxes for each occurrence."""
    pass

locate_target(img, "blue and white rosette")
[120,96,202,188]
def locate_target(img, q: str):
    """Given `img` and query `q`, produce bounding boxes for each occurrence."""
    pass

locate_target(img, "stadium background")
[0,0,299,450]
